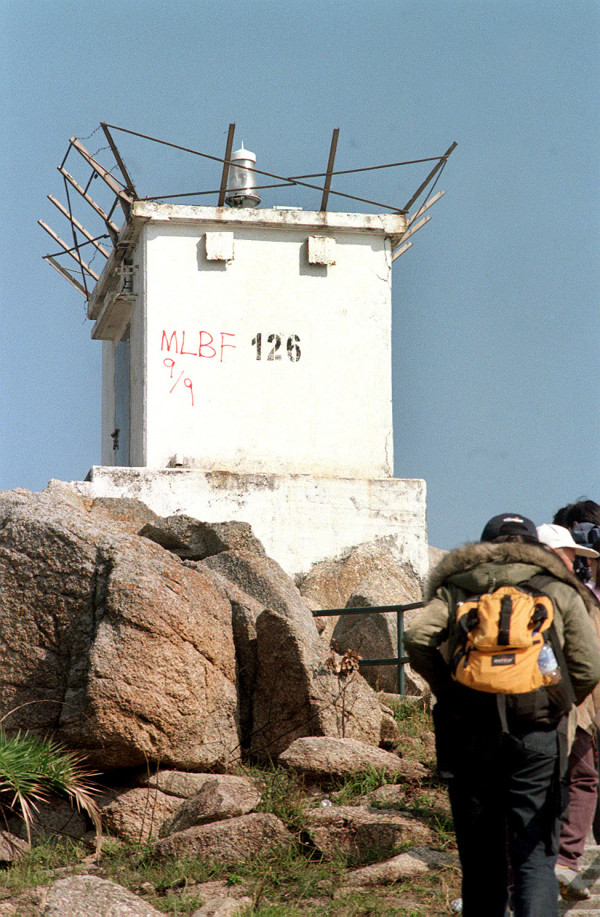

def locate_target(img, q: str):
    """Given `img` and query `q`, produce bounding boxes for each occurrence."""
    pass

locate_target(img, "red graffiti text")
[161,330,236,362]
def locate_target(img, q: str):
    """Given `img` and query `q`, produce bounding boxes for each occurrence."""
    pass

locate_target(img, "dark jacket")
[404,540,600,706]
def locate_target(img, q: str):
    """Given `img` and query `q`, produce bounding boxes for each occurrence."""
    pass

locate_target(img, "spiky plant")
[0,728,101,843]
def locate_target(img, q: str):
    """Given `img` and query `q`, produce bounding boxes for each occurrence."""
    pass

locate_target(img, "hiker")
[553,500,600,591]
[536,523,600,901]
[404,513,600,917]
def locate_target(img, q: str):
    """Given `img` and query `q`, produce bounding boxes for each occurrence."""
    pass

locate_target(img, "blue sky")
[1,0,598,550]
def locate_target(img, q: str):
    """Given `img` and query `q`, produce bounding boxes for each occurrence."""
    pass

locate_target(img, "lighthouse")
[41,125,454,577]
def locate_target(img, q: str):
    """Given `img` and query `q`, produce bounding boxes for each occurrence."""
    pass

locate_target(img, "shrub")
[0,728,100,843]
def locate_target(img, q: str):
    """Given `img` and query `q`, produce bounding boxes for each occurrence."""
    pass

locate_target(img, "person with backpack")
[404,513,600,917]
[536,523,600,901]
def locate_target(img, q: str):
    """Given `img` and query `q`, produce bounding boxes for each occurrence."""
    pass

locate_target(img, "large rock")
[303,805,435,862]
[46,480,161,534]
[151,812,292,864]
[278,736,427,782]
[344,846,458,885]
[200,570,266,753]
[199,551,387,760]
[0,490,239,770]
[43,875,163,916]
[160,775,261,835]
[98,787,182,844]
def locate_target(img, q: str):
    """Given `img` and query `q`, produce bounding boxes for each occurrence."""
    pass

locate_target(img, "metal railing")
[312,602,424,694]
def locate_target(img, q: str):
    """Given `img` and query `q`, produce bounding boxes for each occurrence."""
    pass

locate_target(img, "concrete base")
[70,466,428,579]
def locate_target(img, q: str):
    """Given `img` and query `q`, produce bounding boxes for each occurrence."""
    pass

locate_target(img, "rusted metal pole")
[100,122,138,196]
[403,141,457,212]
[218,123,236,207]
[320,128,339,212]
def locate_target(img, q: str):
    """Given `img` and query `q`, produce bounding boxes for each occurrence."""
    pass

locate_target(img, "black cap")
[480,513,539,542]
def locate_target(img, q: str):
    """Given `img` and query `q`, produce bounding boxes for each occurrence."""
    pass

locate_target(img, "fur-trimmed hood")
[425,539,599,615]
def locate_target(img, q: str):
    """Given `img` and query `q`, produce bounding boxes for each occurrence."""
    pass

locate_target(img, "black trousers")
[435,701,563,917]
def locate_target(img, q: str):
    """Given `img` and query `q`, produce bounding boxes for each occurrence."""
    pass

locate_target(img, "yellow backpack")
[451,582,556,694]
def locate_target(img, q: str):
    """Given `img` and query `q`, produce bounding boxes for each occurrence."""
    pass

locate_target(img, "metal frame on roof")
[40,122,456,299]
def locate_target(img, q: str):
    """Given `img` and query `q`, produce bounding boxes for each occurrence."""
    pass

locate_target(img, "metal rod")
[100,122,138,196]
[144,181,298,201]
[290,155,442,180]
[320,128,339,212]
[403,141,457,212]
[45,236,108,258]
[59,167,120,235]
[358,656,410,667]
[48,195,110,258]
[38,221,99,280]
[397,608,405,695]
[312,602,424,617]
[43,255,88,296]
[218,123,236,207]
[63,180,90,299]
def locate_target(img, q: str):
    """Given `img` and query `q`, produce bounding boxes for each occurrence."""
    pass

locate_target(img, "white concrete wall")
[140,215,395,478]
[74,466,428,580]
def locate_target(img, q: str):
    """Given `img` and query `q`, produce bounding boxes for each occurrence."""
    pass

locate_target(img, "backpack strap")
[497,694,509,733]
[527,574,576,716]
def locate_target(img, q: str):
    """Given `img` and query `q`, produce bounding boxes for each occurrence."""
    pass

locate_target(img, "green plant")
[0,837,84,892]
[330,765,397,806]
[240,764,307,832]
[0,727,100,843]
[392,698,433,733]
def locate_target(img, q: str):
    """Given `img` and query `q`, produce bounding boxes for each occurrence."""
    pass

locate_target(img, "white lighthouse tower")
[41,124,454,578]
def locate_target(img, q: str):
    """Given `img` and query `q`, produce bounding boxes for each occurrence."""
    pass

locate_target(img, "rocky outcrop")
[196,551,393,761]
[0,488,395,774]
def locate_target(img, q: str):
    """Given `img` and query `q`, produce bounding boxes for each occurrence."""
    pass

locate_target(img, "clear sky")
[1,0,598,550]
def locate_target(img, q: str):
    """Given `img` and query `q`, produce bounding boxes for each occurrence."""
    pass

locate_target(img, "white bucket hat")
[537,523,599,558]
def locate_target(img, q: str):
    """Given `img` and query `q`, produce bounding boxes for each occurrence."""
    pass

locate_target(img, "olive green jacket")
[404,540,600,708]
